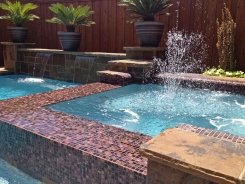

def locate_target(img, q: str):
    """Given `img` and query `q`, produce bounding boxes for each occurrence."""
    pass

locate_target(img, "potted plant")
[46,3,95,51]
[0,1,39,43]
[119,0,171,47]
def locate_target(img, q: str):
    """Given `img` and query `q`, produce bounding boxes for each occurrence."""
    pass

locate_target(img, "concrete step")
[0,68,12,75]
[97,70,132,85]
[108,59,152,68]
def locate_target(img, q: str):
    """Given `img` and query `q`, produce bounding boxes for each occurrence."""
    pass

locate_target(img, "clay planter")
[135,21,164,47]
[8,27,28,43]
[58,31,81,51]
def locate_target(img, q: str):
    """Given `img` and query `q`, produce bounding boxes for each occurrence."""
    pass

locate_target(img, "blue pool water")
[0,75,75,100]
[0,75,74,183]
[0,159,41,184]
[49,84,245,136]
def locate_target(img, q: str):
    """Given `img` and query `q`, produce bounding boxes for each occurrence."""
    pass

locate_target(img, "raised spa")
[49,84,245,136]
[0,75,75,100]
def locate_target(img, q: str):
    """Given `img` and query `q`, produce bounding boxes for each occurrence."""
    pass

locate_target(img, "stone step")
[97,70,132,85]
[108,59,152,68]
[0,68,12,75]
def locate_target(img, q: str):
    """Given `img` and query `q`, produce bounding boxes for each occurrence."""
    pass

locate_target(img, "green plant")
[118,0,171,22]
[204,68,245,78]
[46,3,95,32]
[0,1,39,27]
[216,4,236,71]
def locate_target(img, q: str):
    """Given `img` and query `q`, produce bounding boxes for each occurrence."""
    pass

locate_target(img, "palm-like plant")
[46,3,95,32]
[119,0,171,22]
[0,1,39,26]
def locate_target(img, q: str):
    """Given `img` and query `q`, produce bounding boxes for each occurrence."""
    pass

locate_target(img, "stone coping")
[156,73,245,95]
[18,48,127,58]
[157,73,245,84]
[0,42,35,46]
[0,83,150,175]
[140,128,245,184]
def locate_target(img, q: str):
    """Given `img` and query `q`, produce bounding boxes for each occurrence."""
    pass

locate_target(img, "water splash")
[146,30,208,88]
[164,30,207,73]
[17,78,44,83]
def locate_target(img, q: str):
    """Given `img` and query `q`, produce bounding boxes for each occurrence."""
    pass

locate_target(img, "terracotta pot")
[8,27,28,43]
[58,31,81,51]
[135,21,164,47]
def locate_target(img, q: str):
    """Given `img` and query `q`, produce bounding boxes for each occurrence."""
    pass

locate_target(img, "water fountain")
[146,0,208,87]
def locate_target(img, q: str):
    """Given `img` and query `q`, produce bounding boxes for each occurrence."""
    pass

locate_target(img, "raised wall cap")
[17,48,126,58]
[0,42,35,46]
[140,128,245,184]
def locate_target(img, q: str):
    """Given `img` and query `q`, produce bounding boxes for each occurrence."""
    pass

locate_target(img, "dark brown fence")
[0,0,244,70]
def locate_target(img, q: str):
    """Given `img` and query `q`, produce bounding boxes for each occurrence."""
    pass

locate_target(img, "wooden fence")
[0,0,244,70]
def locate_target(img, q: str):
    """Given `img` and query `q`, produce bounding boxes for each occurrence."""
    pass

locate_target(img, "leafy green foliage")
[46,3,95,31]
[118,0,171,22]
[0,1,39,26]
[204,68,245,78]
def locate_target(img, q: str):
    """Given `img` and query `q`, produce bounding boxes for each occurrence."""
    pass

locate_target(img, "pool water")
[0,75,75,183]
[0,159,41,184]
[49,84,245,136]
[0,75,75,100]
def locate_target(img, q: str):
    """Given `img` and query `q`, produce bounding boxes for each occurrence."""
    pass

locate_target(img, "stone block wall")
[147,160,216,184]
[16,49,126,83]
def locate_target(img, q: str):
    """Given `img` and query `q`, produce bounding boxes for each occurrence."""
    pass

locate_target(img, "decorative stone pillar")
[140,128,245,184]
[1,42,35,72]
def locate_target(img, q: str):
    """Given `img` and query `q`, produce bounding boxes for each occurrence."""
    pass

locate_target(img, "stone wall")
[147,160,215,184]
[16,49,126,83]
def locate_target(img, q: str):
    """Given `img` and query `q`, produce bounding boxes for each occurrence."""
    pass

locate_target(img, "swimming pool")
[0,74,75,183]
[0,159,41,184]
[0,75,75,100]
[49,84,245,137]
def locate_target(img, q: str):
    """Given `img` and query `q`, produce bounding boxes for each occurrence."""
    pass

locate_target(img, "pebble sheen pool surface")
[49,84,245,137]
[0,75,75,100]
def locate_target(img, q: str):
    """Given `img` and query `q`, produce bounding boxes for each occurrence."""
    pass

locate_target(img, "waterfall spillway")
[33,53,52,78]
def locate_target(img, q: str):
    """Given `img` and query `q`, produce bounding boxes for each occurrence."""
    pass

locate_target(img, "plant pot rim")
[58,31,80,35]
[135,21,164,26]
[7,26,27,30]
